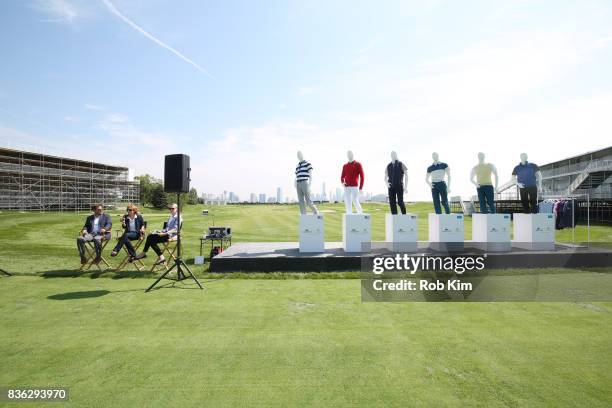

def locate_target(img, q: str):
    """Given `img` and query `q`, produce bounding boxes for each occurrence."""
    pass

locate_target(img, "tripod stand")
[0,268,11,276]
[146,194,202,292]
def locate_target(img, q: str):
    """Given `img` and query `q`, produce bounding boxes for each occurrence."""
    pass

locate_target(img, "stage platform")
[209,242,612,272]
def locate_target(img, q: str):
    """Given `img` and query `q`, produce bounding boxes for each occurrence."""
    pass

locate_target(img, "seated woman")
[111,204,145,260]
[134,203,181,265]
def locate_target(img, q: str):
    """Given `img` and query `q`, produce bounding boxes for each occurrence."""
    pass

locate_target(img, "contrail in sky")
[100,0,213,78]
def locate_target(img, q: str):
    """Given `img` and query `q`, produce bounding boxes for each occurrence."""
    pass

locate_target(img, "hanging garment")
[561,200,576,229]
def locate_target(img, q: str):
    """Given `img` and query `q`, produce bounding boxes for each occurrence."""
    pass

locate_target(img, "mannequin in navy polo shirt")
[425,152,451,214]
[511,153,542,213]
[384,151,408,214]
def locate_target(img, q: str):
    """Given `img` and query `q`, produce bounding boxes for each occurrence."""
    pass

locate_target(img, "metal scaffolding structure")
[0,147,139,211]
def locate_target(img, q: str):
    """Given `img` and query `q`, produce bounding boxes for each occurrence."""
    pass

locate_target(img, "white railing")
[497,180,516,193]
[542,158,612,178]
[567,159,612,194]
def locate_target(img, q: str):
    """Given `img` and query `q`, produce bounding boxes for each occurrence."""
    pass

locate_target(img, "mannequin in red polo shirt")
[341,150,365,213]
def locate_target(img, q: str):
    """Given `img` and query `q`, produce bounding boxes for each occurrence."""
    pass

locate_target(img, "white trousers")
[344,187,363,214]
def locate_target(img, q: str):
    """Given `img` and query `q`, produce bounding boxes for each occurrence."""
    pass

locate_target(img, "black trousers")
[388,185,406,215]
[143,233,169,256]
[113,231,140,256]
[520,186,538,213]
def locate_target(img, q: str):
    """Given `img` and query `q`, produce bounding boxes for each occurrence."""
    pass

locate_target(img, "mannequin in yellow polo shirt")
[470,152,498,214]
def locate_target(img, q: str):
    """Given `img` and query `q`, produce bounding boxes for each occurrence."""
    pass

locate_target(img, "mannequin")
[295,151,319,215]
[470,152,498,214]
[510,153,541,214]
[384,151,408,214]
[425,152,451,214]
[341,150,364,214]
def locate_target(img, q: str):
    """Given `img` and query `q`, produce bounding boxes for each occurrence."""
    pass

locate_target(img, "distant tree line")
[134,174,200,209]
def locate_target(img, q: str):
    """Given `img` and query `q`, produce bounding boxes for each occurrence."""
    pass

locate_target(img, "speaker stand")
[146,193,202,292]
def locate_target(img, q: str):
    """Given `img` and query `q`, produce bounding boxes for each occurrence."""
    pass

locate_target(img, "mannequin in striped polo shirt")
[295,151,319,215]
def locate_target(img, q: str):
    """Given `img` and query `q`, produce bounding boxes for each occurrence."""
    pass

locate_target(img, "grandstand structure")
[481,146,612,223]
[0,147,139,211]
[539,146,612,199]
[539,146,612,224]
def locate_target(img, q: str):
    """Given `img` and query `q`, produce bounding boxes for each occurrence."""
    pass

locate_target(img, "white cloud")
[94,112,176,154]
[84,103,105,111]
[2,110,184,179]
[196,92,612,202]
[391,30,591,122]
[0,126,85,157]
[296,86,317,96]
[103,113,129,123]
[195,29,612,200]
[31,0,79,23]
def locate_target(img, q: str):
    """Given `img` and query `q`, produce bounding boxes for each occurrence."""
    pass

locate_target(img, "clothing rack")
[540,193,590,246]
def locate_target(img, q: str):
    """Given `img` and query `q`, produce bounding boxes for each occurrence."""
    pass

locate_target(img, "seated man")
[111,204,145,261]
[134,203,181,265]
[77,204,112,264]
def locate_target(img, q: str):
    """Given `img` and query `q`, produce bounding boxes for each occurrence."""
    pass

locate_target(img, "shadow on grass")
[48,290,110,300]
[145,280,205,292]
[41,269,156,280]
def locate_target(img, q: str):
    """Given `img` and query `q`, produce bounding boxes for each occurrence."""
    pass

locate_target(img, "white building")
[276,187,283,204]
[336,187,343,202]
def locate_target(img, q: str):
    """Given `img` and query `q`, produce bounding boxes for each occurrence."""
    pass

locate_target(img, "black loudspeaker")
[164,154,191,193]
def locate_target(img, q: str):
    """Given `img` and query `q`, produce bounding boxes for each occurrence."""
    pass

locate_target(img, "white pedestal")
[513,213,555,250]
[428,213,464,251]
[343,214,371,252]
[299,214,325,253]
[472,214,511,252]
[385,214,417,252]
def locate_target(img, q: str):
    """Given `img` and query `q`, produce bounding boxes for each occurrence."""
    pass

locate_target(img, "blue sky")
[1,0,611,200]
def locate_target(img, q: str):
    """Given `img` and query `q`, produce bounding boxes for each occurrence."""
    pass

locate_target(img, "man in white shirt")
[77,204,112,264]
[134,203,181,266]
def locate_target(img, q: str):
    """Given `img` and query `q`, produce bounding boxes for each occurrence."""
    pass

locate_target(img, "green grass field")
[0,202,609,276]
[1,204,611,407]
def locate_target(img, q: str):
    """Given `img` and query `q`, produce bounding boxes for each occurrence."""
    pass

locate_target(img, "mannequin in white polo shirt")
[294,151,319,215]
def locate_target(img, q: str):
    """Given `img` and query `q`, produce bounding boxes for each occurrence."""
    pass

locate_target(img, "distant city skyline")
[201,181,383,204]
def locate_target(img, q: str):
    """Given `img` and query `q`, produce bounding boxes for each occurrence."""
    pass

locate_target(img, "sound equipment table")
[200,234,232,257]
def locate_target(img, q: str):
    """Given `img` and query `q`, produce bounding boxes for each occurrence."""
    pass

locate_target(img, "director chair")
[148,221,182,274]
[114,222,148,272]
[149,236,180,274]
[78,234,111,272]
